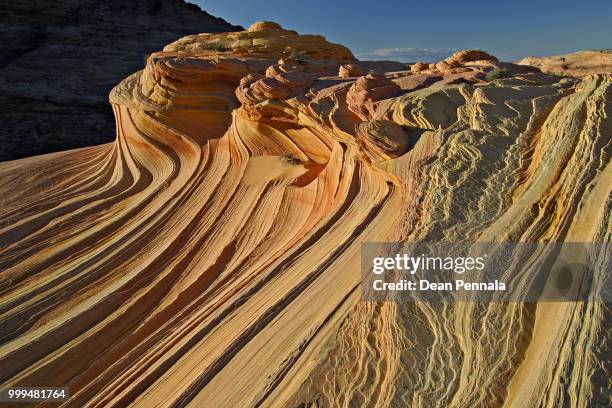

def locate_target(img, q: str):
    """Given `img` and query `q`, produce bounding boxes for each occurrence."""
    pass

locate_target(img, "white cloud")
[356,47,458,63]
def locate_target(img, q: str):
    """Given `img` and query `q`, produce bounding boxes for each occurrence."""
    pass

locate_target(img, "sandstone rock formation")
[164,21,354,61]
[0,22,610,408]
[518,49,612,77]
[0,0,241,161]
[444,49,498,65]
[347,72,403,120]
[355,120,412,161]
[410,62,429,73]
[339,63,364,78]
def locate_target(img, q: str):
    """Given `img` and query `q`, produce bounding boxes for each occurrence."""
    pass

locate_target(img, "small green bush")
[282,153,301,165]
[208,42,228,52]
[485,68,509,81]
[554,71,568,77]
[288,49,307,63]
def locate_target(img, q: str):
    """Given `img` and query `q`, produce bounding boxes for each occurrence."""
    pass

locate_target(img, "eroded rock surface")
[518,49,612,77]
[0,21,610,408]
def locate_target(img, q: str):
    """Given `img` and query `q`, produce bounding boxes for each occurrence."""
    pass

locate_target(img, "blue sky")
[195,0,611,62]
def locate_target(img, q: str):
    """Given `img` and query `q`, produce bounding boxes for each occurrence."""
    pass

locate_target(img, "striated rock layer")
[0,22,611,407]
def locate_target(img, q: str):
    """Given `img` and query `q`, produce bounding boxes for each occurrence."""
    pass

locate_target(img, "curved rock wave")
[0,22,610,407]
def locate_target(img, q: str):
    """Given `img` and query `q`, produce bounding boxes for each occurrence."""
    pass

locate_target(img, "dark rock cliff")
[0,0,241,161]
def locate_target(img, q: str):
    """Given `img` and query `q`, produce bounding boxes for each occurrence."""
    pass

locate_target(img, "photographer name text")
[371,254,506,292]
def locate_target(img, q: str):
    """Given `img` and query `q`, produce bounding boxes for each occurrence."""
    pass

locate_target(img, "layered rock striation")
[0,22,610,407]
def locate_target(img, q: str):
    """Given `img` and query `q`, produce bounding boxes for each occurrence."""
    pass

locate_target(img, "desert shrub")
[288,49,307,63]
[281,153,301,165]
[485,68,509,81]
[208,42,228,52]
[552,71,574,78]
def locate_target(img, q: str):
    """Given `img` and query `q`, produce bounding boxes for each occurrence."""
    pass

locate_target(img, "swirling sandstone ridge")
[0,22,610,407]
